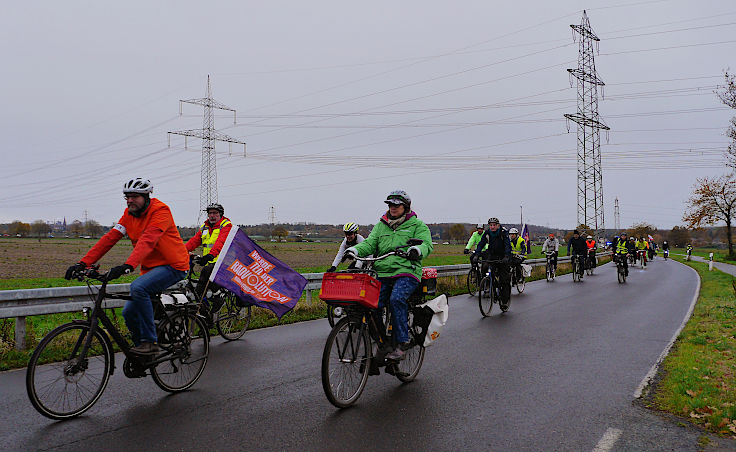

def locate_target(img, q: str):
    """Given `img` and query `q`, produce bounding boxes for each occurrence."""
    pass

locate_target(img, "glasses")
[345,232,356,236]
[123,194,142,200]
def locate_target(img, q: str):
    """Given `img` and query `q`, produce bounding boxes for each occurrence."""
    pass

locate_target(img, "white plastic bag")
[417,294,449,347]
[521,264,532,277]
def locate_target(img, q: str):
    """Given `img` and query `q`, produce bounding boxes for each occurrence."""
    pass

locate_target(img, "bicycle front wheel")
[26,322,112,420]
[215,292,251,341]
[478,276,493,317]
[467,269,480,297]
[151,311,209,392]
[516,272,525,293]
[322,317,371,408]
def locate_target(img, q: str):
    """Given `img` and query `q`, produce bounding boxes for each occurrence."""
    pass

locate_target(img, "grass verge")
[646,256,736,438]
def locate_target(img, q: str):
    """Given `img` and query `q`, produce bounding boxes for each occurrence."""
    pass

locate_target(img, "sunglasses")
[345,232,356,236]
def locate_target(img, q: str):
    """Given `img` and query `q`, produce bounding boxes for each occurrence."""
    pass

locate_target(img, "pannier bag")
[521,264,532,278]
[421,267,437,295]
[415,294,449,347]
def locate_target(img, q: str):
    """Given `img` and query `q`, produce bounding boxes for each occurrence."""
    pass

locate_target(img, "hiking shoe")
[130,342,160,356]
[499,300,510,312]
[386,342,411,362]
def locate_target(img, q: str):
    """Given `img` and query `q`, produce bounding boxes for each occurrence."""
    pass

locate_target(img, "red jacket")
[82,198,189,274]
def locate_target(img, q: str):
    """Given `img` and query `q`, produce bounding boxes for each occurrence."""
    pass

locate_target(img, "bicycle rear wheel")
[467,269,480,297]
[26,322,112,420]
[322,316,371,408]
[215,291,251,341]
[151,311,209,392]
[478,276,493,317]
[395,309,426,383]
[516,272,525,293]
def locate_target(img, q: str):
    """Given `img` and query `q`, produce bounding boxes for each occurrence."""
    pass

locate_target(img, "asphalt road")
[0,258,727,451]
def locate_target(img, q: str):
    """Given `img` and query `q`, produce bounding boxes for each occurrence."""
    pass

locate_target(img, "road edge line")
[633,260,700,398]
[592,427,622,452]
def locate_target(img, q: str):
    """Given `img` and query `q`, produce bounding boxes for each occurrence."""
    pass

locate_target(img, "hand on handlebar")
[65,262,87,280]
[344,246,357,261]
[107,264,133,281]
[463,248,470,254]
[407,246,422,261]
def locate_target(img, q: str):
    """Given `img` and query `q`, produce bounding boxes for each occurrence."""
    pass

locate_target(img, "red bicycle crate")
[319,273,381,309]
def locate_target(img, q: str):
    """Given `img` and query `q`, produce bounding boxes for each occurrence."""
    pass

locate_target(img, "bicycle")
[26,266,209,420]
[686,248,692,261]
[466,258,481,297]
[663,249,669,261]
[571,254,584,282]
[638,250,647,268]
[585,252,596,276]
[188,257,252,341]
[478,259,507,316]
[510,256,526,294]
[320,240,432,408]
[545,251,556,282]
[614,254,627,283]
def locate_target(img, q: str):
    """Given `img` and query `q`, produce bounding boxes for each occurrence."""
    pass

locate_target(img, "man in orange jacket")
[64,178,189,355]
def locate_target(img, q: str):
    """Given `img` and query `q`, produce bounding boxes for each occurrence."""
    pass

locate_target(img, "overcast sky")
[1,0,735,230]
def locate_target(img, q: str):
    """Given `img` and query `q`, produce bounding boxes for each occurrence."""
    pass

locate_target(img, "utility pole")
[614,197,621,231]
[564,11,609,237]
[168,75,246,223]
[269,206,277,226]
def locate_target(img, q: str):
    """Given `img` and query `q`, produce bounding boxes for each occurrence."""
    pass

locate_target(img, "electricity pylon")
[168,75,246,223]
[614,197,621,231]
[564,11,609,237]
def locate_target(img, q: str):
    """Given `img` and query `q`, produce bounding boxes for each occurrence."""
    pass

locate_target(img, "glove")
[65,262,87,280]
[407,246,422,261]
[344,247,358,260]
[463,248,470,254]
[196,254,215,265]
[327,266,336,273]
[501,256,510,264]
[107,264,134,281]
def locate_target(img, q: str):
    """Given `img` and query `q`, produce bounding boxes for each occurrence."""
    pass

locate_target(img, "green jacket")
[354,211,433,280]
[465,231,488,251]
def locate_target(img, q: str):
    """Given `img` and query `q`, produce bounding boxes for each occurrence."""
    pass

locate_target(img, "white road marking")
[633,261,700,398]
[592,427,622,452]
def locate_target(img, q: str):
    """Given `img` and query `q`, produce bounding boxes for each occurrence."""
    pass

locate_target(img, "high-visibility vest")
[511,237,526,255]
[586,239,596,250]
[616,239,628,254]
[201,218,232,263]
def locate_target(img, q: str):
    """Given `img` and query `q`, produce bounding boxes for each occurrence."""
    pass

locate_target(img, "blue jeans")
[377,276,419,344]
[123,265,187,346]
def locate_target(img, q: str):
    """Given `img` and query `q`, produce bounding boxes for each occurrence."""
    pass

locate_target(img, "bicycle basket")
[319,273,381,309]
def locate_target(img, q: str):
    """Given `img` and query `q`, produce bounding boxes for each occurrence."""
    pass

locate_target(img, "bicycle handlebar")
[348,243,418,263]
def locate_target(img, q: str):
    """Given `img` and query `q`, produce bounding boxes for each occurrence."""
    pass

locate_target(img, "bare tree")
[716,71,736,169]
[683,174,736,257]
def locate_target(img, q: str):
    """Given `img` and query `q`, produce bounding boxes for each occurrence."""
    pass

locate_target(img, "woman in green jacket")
[346,190,433,362]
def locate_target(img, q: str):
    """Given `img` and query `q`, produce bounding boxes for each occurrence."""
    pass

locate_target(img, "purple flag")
[521,223,531,254]
[209,228,307,320]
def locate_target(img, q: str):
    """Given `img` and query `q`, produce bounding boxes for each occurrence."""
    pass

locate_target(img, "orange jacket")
[185,216,232,257]
[82,198,189,274]
[585,239,596,250]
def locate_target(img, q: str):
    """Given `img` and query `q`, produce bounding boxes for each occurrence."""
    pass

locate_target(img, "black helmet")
[204,203,224,215]
[487,217,500,224]
[573,229,580,235]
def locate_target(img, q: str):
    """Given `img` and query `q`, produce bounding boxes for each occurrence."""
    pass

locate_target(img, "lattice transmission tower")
[564,11,609,237]
[168,75,246,223]
[614,197,621,231]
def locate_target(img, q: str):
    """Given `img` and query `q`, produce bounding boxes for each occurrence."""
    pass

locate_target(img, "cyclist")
[65,178,189,355]
[464,224,487,254]
[567,230,587,279]
[637,237,648,265]
[648,238,656,261]
[345,190,433,362]
[472,217,512,310]
[542,233,560,271]
[611,232,630,277]
[662,240,670,259]
[627,237,638,263]
[585,235,597,270]
[686,244,693,260]
[327,222,365,273]
[508,227,527,284]
[185,203,233,309]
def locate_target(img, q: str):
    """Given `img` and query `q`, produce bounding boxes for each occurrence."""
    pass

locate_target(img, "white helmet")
[123,178,153,194]
[476,223,484,229]
[587,235,592,239]
[509,228,519,234]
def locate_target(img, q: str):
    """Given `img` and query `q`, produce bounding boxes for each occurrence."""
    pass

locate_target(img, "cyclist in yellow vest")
[611,232,630,277]
[508,227,526,285]
[185,203,233,303]
[636,236,648,265]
